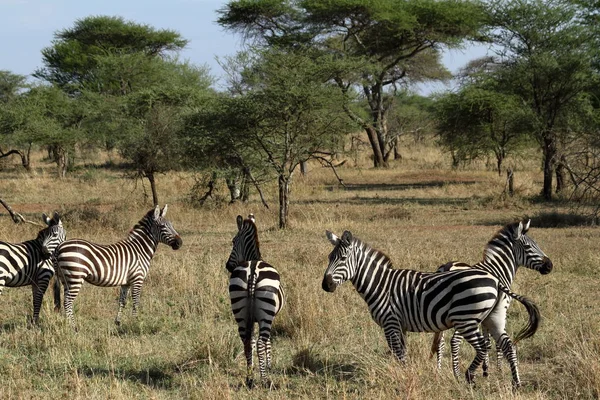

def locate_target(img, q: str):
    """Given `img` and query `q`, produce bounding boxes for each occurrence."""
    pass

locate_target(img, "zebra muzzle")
[41,247,52,260]
[322,274,336,292]
[540,257,553,274]
[171,236,183,250]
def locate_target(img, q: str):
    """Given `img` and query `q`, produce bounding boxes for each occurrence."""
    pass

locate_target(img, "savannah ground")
[0,140,598,399]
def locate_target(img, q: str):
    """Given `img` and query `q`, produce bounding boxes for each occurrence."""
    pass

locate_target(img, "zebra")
[0,212,65,324]
[226,214,284,387]
[431,220,552,378]
[322,230,541,387]
[52,205,182,330]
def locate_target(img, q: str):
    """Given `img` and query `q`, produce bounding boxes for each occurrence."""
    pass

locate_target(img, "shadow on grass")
[78,365,174,389]
[111,321,164,337]
[481,211,596,228]
[325,181,479,192]
[288,348,358,382]
[297,197,469,207]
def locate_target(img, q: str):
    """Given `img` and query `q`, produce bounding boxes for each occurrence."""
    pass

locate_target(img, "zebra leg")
[243,337,254,388]
[455,324,487,384]
[63,278,83,331]
[265,337,272,370]
[130,280,144,320]
[384,325,407,362]
[492,332,520,388]
[256,336,269,383]
[431,331,445,370]
[450,331,463,379]
[30,276,51,325]
[115,285,130,326]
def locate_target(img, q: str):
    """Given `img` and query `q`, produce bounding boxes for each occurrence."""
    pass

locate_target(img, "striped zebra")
[0,212,65,324]
[431,220,552,378]
[322,230,541,387]
[226,214,284,387]
[53,205,182,330]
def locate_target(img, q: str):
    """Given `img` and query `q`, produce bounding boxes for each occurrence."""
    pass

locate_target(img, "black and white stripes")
[432,220,552,377]
[322,230,541,387]
[0,212,65,324]
[53,205,182,329]
[226,214,284,387]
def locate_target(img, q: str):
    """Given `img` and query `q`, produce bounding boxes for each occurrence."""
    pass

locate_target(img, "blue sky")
[1,0,489,95]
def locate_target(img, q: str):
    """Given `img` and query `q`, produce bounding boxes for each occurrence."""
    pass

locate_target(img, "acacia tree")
[188,48,353,228]
[488,0,597,200]
[217,0,487,168]
[35,15,187,94]
[435,79,534,174]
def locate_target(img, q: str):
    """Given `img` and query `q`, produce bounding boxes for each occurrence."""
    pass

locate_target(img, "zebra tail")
[430,331,443,358]
[497,282,541,343]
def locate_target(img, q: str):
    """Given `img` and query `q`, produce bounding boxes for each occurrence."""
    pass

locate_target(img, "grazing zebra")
[53,205,182,330]
[0,212,65,324]
[322,230,541,387]
[431,220,552,378]
[226,214,284,387]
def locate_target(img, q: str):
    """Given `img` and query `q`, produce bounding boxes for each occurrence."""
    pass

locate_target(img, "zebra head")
[39,212,66,260]
[322,230,356,293]
[512,219,553,274]
[489,219,553,275]
[150,205,182,250]
[225,214,261,273]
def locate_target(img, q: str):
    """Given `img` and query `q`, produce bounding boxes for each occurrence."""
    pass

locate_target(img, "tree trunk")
[226,176,242,203]
[506,168,514,197]
[365,126,386,168]
[300,160,308,176]
[278,174,291,229]
[22,144,32,172]
[555,155,566,194]
[240,168,250,202]
[146,172,159,206]
[56,147,68,179]
[542,136,556,201]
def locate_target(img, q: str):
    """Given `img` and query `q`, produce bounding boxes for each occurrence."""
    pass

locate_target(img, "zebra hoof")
[465,370,476,385]
[245,378,255,389]
[115,320,121,327]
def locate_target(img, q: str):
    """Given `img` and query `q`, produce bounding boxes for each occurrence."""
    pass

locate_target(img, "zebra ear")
[153,205,161,219]
[160,204,168,218]
[326,230,340,246]
[515,221,525,239]
[248,214,255,223]
[236,215,243,230]
[523,219,531,233]
[341,230,353,244]
[53,211,61,224]
[42,213,51,226]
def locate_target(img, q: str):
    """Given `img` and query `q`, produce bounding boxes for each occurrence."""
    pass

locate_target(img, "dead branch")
[246,168,269,209]
[0,198,44,226]
[315,156,347,188]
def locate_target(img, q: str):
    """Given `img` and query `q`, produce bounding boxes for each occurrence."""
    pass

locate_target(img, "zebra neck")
[127,226,159,254]
[480,244,518,287]
[350,247,393,298]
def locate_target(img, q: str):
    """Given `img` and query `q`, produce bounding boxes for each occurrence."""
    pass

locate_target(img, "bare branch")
[0,198,44,226]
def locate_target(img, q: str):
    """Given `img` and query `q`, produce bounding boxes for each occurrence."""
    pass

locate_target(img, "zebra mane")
[352,236,394,269]
[242,217,262,260]
[483,221,520,257]
[128,209,155,236]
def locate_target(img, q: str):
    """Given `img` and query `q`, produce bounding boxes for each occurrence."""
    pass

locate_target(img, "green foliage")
[35,15,188,92]
[0,71,28,104]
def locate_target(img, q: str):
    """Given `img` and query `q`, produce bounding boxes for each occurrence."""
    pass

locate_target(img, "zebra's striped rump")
[227,214,284,388]
[323,229,540,387]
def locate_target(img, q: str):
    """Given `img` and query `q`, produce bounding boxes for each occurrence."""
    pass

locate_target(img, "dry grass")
[0,141,597,399]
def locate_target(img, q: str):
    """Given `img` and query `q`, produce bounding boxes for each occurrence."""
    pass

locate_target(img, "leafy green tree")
[217,0,488,168]
[435,76,534,174]
[116,60,213,206]
[487,0,597,199]
[187,48,354,228]
[35,15,187,93]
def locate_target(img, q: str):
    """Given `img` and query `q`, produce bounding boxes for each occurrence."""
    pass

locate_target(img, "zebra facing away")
[432,220,553,378]
[53,205,182,330]
[322,230,541,387]
[226,214,284,388]
[0,212,65,324]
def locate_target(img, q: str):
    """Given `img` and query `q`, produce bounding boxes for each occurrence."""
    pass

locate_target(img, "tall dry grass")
[0,139,597,399]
